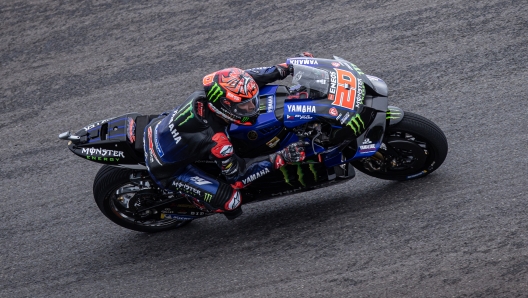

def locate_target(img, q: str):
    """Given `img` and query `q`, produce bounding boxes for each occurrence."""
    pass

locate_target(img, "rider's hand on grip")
[270,141,308,169]
[296,52,314,58]
[277,63,293,79]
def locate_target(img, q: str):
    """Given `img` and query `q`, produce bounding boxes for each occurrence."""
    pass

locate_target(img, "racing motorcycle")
[59,56,448,232]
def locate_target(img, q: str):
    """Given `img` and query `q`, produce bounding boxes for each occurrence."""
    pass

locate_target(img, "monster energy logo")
[241,117,249,122]
[279,163,319,187]
[345,114,365,135]
[207,83,223,103]
[386,108,402,120]
[174,101,194,126]
[203,193,212,202]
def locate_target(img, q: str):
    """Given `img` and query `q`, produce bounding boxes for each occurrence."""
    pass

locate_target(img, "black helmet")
[203,68,259,125]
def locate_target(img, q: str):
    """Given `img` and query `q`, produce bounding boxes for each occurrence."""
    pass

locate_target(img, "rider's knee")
[210,183,241,211]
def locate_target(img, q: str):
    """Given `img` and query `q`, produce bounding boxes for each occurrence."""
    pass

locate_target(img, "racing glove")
[269,141,308,169]
[276,63,294,79]
[296,52,314,58]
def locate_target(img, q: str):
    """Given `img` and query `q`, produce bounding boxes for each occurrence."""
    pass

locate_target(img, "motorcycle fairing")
[67,113,145,165]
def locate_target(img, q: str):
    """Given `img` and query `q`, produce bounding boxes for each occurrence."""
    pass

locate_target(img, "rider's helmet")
[203,68,259,125]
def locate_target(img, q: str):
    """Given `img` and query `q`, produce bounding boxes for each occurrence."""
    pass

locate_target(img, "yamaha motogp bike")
[59,56,448,232]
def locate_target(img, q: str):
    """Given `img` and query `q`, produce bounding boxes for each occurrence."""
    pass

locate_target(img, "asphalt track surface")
[1,0,527,297]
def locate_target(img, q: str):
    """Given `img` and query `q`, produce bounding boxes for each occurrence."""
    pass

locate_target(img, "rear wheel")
[352,111,448,181]
[93,165,193,232]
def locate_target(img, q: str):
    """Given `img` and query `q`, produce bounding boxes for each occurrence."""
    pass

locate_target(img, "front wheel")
[352,111,448,181]
[93,165,193,232]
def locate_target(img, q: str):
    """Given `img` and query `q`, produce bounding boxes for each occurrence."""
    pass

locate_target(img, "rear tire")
[93,165,192,232]
[352,112,448,181]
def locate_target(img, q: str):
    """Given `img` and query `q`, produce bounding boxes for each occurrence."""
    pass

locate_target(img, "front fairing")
[228,57,387,166]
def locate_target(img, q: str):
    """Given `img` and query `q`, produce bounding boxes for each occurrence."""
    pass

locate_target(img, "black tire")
[93,165,192,232]
[352,111,448,181]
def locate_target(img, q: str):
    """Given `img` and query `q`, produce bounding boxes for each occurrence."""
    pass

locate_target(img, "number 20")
[330,69,357,110]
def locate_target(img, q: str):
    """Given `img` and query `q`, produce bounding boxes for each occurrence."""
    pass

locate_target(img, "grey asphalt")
[1,0,527,297]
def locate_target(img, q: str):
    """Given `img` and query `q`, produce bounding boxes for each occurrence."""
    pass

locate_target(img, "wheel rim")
[108,183,189,228]
[362,131,431,176]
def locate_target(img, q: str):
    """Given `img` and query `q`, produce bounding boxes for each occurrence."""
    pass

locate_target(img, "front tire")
[93,165,192,232]
[352,112,448,181]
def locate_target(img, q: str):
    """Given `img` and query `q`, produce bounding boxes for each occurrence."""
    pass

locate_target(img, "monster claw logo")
[174,101,194,126]
[207,83,224,103]
[345,114,365,135]
[203,193,213,202]
[241,116,249,122]
[279,163,319,188]
[386,108,402,120]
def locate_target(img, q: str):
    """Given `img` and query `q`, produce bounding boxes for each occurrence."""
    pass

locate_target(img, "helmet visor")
[225,94,260,117]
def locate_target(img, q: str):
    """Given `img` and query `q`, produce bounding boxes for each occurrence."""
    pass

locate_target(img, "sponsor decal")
[267,96,274,113]
[329,69,357,109]
[147,126,162,165]
[172,181,202,197]
[85,156,121,162]
[359,144,376,153]
[247,130,258,140]
[345,114,365,136]
[154,122,164,157]
[81,147,125,158]
[207,82,224,103]
[83,118,113,131]
[340,112,350,125]
[160,214,194,220]
[241,116,250,123]
[197,101,205,117]
[336,113,342,121]
[190,176,212,185]
[168,110,182,144]
[242,168,271,185]
[278,163,319,188]
[226,91,242,101]
[290,59,319,65]
[295,115,313,120]
[168,124,181,144]
[355,79,365,109]
[331,62,341,68]
[387,108,403,120]
[286,115,295,120]
[329,107,338,117]
[203,192,213,202]
[174,101,194,126]
[266,136,280,148]
[127,117,136,143]
[328,71,337,100]
[362,138,372,145]
[286,105,316,113]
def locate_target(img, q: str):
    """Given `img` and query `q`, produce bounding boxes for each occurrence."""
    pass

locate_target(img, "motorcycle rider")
[143,61,308,219]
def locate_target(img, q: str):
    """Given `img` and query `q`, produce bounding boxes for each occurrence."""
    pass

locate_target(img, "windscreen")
[291,65,330,99]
